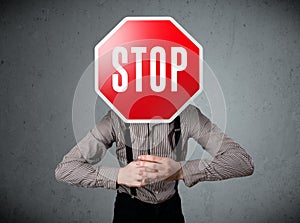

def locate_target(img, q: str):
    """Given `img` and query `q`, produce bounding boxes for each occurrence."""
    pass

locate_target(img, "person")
[55,104,254,223]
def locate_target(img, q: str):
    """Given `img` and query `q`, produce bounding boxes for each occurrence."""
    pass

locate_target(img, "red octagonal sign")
[95,17,203,123]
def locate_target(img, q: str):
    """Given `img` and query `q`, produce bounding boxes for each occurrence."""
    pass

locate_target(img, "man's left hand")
[137,155,184,183]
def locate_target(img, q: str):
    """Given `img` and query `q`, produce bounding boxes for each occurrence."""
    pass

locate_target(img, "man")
[55,105,254,223]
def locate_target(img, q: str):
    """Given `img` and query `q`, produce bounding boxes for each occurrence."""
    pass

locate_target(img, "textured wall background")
[1,0,299,222]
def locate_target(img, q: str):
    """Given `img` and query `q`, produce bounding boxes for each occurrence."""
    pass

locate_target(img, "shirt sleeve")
[180,105,254,187]
[55,110,120,190]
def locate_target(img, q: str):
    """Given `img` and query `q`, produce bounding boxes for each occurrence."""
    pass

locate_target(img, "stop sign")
[95,17,203,123]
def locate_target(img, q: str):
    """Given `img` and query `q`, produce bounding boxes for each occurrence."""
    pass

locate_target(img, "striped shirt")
[55,105,254,204]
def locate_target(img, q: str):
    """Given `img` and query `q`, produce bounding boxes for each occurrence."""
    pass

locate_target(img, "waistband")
[116,190,180,206]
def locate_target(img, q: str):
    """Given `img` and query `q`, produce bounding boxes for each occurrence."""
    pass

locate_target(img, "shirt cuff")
[96,166,120,190]
[179,160,208,187]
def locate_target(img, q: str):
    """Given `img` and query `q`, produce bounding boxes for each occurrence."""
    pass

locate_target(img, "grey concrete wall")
[1,0,299,222]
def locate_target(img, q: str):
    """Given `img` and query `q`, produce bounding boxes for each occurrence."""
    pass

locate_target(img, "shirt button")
[155,190,159,194]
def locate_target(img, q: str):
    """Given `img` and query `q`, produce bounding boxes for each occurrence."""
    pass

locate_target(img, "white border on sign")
[94,16,203,123]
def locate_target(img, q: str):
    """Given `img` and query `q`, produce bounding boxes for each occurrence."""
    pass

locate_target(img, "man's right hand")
[117,161,149,187]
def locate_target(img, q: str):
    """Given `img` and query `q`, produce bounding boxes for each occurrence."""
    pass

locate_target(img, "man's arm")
[180,105,254,187]
[55,111,119,189]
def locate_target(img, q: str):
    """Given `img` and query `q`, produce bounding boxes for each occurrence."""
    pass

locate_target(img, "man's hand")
[137,155,184,183]
[117,161,157,187]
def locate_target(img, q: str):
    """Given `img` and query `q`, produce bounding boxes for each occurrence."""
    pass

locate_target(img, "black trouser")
[112,191,185,223]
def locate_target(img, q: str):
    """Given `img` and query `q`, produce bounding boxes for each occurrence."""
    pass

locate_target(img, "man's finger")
[142,171,161,180]
[144,167,158,172]
[136,167,156,175]
[137,160,158,169]
[138,155,163,163]
[137,166,157,172]
[137,161,165,171]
